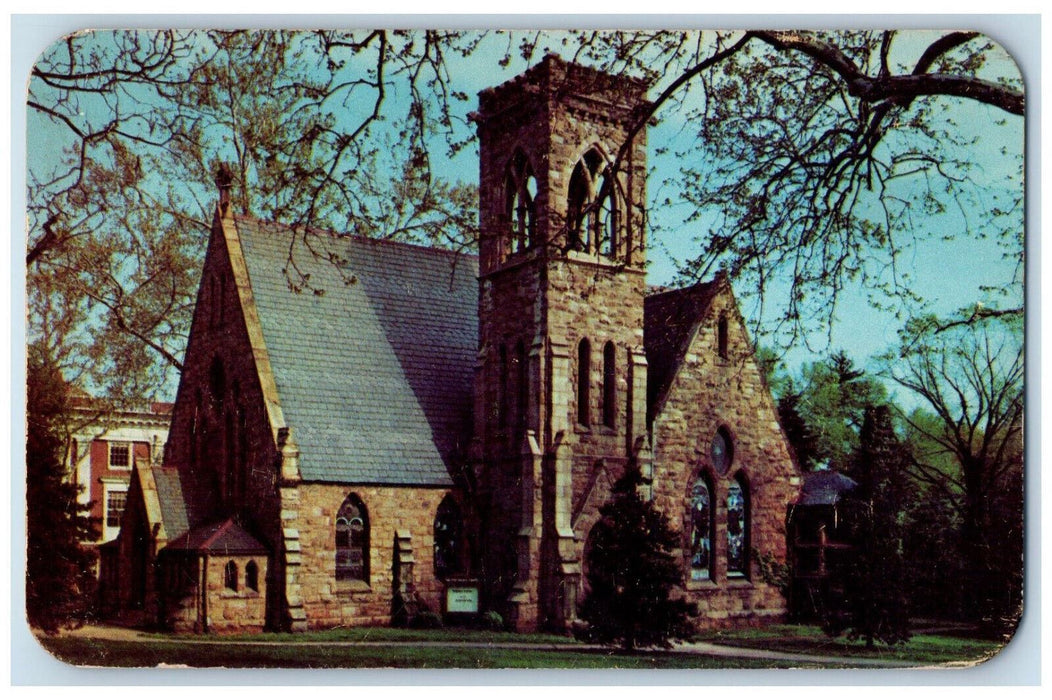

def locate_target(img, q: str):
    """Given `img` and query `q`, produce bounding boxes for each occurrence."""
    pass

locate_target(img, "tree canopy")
[26,28,1024,402]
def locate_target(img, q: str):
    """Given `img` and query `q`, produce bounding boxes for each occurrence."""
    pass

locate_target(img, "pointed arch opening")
[577,338,592,427]
[689,475,714,581]
[727,473,750,578]
[224,560,239,591]
[602,341,616,429]
[566,149,620,257]
[245,560,259,592]
[717,313,729,359]
[434,495,465,580]
[336,494,369,583]
[505,150,537,255]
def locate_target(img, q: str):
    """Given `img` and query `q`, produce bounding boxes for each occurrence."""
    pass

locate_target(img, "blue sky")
[22,26,1026,394]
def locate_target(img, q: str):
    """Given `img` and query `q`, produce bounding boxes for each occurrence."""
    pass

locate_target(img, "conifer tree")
[777,391,820,470]
[826,404,911,646]
[26,344,100,633]
[577,468,696,651]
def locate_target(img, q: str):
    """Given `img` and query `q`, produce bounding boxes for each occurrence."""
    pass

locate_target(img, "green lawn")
[35,623,1003,669]
[694,624,1005,666]
[36,636,813,670]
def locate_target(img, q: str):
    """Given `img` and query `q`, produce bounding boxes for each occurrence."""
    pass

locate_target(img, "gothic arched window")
[567,150,618,256]
[602,341,616,429]
[224,560,238,591]
[690,477,714,581]
[727,475,749,577]
[434,495,463,580]
[717,314,729,359]
[505,150,537,254]
[245,560,259,592]
[336,494,369,583]
[577,338,592,427]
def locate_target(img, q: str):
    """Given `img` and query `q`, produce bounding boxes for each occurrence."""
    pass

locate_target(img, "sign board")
[446,586,479,613]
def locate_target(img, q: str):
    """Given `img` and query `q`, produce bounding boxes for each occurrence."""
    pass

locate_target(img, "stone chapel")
[106,55,801,633]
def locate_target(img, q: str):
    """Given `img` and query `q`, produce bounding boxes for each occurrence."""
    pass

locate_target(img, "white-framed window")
[106,489,128,529]
[109,441,132,469]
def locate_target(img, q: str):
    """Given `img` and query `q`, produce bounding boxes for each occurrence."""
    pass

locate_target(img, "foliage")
[825,405,911,647]
[776,391,821,470]
[26,343,100,633]
[782,351,888,471]
[576,469,696,651]
[410,611,444,629]
[28,29,480,402]
[479,610,505,631]
[885,311,1023,633]
[754,548,792,600]
[26,29,1024,405]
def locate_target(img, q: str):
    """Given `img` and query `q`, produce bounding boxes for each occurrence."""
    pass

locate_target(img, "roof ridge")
[198,517,235,550]
[233,214,478,262]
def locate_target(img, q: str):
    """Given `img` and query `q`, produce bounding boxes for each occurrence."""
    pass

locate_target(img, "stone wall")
[289,483,452,628]
[202,554,268,633]
[651,285,801,627]
[473,55,656,631]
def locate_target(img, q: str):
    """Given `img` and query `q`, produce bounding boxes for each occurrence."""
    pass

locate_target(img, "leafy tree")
[577,469,696,651]
[27,29,478,402]
[794,351,888,471]
[886,312,1023,633]
[26,343,100,633]
[827,404,911,647]
[26,29,1023,404]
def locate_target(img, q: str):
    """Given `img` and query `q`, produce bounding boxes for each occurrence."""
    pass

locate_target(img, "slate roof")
[164,517,269,555]
[795,470,858,507]
[152,465,217,541]
[233,217,478,486]
[643,278,722,423]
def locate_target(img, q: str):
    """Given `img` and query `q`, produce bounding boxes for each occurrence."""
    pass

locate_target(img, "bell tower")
[471,55,653,631]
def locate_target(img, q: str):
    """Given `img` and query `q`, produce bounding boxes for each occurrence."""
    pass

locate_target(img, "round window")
[711,427,733,474]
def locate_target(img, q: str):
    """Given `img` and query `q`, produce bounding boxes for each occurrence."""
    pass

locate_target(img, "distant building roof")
[643,279,722,423]
[233,217,478,486]
[795,470,858,507]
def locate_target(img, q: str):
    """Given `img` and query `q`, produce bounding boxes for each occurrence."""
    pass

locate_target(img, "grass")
[693,624,1005,666]
[37,636,817,670]
[146,625,577,645]
[34,622,1003,669]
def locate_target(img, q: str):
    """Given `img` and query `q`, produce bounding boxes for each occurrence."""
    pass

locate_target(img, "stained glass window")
[727,478,748,577]
[336,495,368,582]
[690,479,712,580]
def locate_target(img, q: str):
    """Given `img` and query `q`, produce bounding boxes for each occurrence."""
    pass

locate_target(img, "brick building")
[108,56,801,633]
[65,394,171,544]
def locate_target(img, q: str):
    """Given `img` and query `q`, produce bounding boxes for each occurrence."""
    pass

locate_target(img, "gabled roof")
[643,278,723,423]
[151,465,217,541]
[231,216,478,486]
[164,517,268,555]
